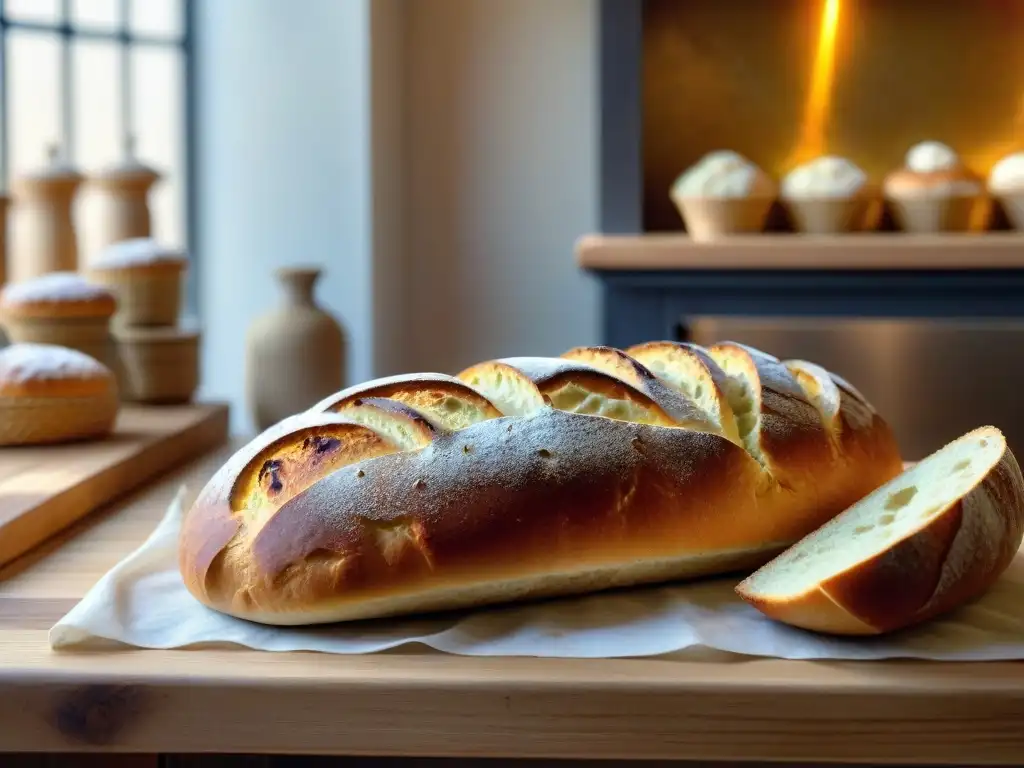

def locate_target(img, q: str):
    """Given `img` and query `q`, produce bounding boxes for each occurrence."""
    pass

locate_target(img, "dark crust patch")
[178,411,401,602]
[252,410,755,586]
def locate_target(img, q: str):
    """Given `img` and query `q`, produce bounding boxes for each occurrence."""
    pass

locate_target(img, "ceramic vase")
[245,266,345,432]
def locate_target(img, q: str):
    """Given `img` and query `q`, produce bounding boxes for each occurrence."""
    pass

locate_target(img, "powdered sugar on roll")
[989,152,1024,193]
[672,150,774,199]
[0,342,110,384]
[781,155,867,200]
[0,272,114,306]
[92,237,187,270]
[905,141,961,174]
[885,141,982,199]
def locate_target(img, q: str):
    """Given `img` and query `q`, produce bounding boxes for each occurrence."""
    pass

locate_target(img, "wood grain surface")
[0,441,1022,763]
[0,403,229,568]
[575,232,1024,271]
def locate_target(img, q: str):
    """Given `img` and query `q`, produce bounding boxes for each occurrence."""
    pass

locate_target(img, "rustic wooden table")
[1,442,1023,764]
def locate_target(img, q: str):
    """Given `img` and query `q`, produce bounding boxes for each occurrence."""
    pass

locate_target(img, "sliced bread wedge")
[735,426,1024,635]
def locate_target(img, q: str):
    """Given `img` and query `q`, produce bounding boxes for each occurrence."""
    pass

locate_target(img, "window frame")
[0,0,197,316]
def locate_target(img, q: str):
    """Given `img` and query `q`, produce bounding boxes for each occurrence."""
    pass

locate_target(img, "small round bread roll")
[0,271,116,319]
[988,150,1024,230]
[0,272,119,374]
[0,343,119,446]
[87,237,188,327]
[883,141,985,232]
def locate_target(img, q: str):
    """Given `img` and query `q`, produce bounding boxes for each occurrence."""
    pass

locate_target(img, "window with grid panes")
[2,0,194,312]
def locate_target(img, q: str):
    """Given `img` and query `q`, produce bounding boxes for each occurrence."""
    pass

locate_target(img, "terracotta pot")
[245,266,346,431]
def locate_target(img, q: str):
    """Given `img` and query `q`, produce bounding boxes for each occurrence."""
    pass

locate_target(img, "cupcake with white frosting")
[669,150,776,241]
[883,141,985,232]
[781,155,875,234]
[988,151,1024,230]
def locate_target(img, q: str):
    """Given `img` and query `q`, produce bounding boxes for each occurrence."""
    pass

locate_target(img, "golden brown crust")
[1,299,117,319]
[829,443,1024,633]
[0,343,115,398]
[0,390,119,446]
[560,345,716,431]
[736,428,1024,635]
[707,341,839,488]
[179,342,905,626]
[494,355,688,427]
[179,411,405,604]
[88,260,187,278]
[0,281,117,319]
[883,167,983,197]
[456,360,548,417]
[311,372,502,430]
[0,376,113,399]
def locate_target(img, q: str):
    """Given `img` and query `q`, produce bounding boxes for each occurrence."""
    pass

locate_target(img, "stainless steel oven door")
[690,316,1024,461]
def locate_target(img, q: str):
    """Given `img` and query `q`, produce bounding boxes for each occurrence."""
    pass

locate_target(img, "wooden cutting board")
[0,402,229,569]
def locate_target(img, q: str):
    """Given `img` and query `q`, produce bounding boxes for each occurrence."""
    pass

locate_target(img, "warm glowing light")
[789,0,842,166]
[1013,92,1024,146]
[975,91,1024,170]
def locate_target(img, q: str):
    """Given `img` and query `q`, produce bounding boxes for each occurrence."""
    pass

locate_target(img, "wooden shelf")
[0,402,230,569]
[576,232,1024,271]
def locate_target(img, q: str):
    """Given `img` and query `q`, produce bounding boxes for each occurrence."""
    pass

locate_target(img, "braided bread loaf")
[179,340,903,625]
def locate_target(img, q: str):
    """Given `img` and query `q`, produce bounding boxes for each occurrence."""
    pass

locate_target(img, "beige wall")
[197,0,600,432]
[369,0,410,379]
[404,0,600,374]
[196,0,373,433]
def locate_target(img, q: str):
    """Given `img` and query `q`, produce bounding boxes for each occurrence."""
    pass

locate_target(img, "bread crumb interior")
[743,430,1003,597]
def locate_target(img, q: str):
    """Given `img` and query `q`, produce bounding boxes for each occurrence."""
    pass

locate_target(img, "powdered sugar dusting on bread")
[783,359,841,431]
[309,372,476,413]
[182,338,905,625]
[829,371,874,411]
[1,272,113,306]
[0,342,110,383]
[497,356,601,384]
[92,237,187,269]
[252,408,751,576]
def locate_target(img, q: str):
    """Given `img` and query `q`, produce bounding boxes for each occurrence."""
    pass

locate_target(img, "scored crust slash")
[177,340,1024,636]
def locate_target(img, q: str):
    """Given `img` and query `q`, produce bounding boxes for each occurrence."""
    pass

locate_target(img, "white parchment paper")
[49,487,1024,659]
